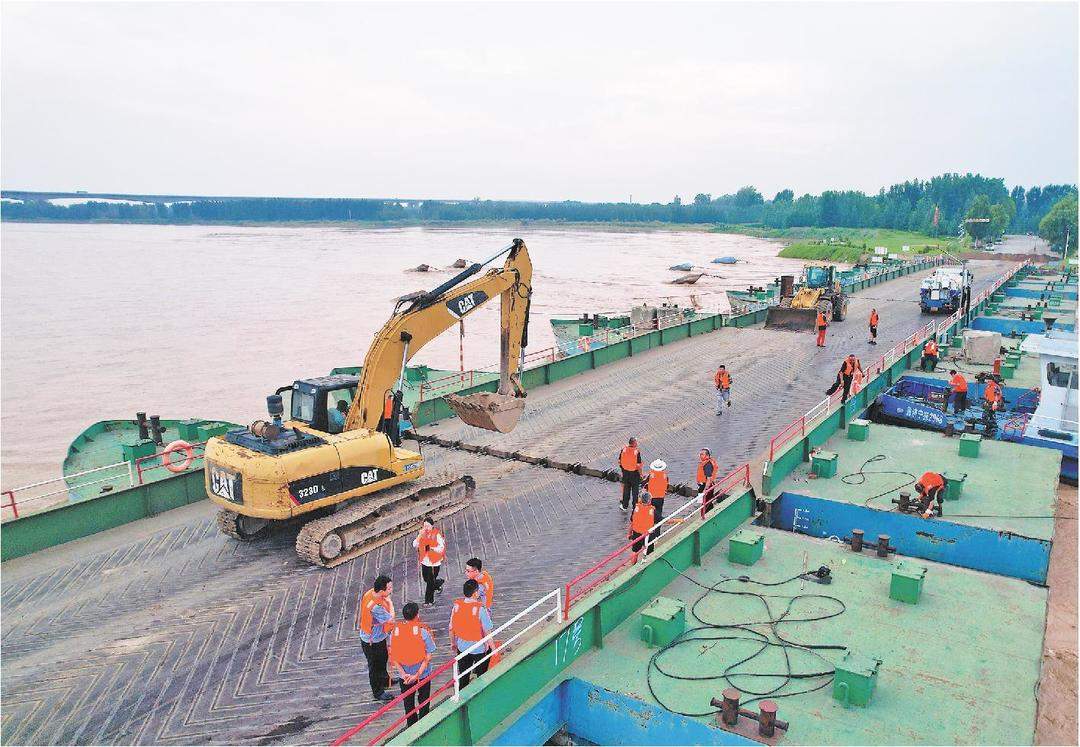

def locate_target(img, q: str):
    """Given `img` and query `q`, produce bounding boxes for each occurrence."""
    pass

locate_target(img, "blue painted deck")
[490,678,757,746]
[766,492,1052,583]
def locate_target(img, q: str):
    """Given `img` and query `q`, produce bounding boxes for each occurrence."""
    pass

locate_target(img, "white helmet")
[650,459,667,472]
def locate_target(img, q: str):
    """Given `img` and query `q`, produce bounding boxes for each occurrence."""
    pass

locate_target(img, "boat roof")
[1020,332,1079,359]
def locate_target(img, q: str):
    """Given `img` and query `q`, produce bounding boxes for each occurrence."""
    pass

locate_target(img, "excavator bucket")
[764,305,819,331]
[444,392,525,433]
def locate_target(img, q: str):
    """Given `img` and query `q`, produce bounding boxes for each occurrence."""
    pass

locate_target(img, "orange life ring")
[162,440,195,473]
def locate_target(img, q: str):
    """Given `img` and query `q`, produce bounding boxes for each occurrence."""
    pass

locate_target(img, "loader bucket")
[764,306,818,331]
[444,392,525,433]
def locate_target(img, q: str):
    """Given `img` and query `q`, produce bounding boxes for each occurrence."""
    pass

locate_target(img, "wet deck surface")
[546,527,1045,745]
[0,260,1013,745]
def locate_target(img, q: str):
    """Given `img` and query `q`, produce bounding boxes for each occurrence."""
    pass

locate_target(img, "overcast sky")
[2,2,1076,202]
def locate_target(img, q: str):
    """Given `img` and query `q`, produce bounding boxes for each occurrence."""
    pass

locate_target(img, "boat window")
[291,391,316,422]
[1046,362,1078,389]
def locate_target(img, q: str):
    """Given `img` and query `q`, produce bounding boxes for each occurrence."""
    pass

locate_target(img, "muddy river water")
[1,223,804,487]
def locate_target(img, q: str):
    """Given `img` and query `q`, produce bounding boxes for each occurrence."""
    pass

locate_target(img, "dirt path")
[1035,482,1079,745]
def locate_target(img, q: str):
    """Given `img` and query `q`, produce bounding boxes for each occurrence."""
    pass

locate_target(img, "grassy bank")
[713,225,967,263]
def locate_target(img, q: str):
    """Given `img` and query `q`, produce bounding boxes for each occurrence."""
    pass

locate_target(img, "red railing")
[700,464,752,517]
[765,263,1025,464]
[3,490,17,519]
[332,658,458,747]
[769,417,806,461]
[563,462,751,619]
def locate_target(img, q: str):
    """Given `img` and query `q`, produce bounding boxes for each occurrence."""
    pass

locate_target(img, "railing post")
[3,490,17,519]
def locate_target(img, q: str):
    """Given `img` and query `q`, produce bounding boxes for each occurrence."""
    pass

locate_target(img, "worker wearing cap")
[914,471,946,518]
[627,493,655,565]
[618,438,644,512]
[947,370,968,414]
[868,309,879,345]
[714,365,733,416]
[920,339,939,372]
[413,517,445,607]
[816,310,828,347]
[644,459,668,555]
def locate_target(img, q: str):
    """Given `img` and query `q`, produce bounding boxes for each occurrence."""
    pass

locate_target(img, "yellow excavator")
[204,239,533,567]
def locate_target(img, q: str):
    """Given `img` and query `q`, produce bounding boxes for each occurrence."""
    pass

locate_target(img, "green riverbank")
[713,225,967,263]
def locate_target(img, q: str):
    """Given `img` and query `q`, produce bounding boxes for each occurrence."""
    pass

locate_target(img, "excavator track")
[216,508,271,540]
[295,471,475,568]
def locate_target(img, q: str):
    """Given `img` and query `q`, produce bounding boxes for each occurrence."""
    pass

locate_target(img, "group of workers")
[619,438,722,563]
[358,517,496,725]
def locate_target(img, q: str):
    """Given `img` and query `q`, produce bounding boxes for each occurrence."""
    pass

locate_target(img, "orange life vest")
[984,379,1001,404]
[924,341,938,356]
[816,312,827,329]
[418,527,445,565]
[450,598,485,641]
[647,470,668,498]
[714,370,731,389]
[917,472,945,493]
[359,589,392,637]
[949,374,968,392]
[383,394,394,419]
[388,620,431,667]
[869,311,879,327]
[477,571,494,609]
[842,357,859,375]
[619,446,640,472]
[630,503,655,534]
[696,457,718,484]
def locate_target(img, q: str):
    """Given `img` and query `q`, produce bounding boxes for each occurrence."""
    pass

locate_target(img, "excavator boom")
[345,238,533,433]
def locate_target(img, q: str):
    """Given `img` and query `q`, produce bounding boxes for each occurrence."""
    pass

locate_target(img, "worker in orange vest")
[388,602,436,725]
[825,354,862,404]
[816,310,828,347]
[618,437,644,511]
[381,390,402,446]
[920,339,940,372]
[983,377,1003,412]
[947,370,969,413]
[413,517,446,606]
[644,459,668,555]
[868,309,879,345]
[627,493,655,565]
[714,365,733,416]
[358,575,396,701]
[914,471,946,518]
[449,579,493,688]
[465,558,494,610]
[696,448,719,494]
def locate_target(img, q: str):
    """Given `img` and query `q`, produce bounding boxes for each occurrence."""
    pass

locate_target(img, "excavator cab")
[285,375,360,434]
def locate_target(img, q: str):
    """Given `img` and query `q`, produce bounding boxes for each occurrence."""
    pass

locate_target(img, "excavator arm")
[344,239,533,433]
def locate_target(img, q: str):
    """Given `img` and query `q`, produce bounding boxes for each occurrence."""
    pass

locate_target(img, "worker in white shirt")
[412,517,446,606]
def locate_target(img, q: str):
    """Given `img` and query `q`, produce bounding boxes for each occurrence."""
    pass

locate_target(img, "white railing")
[2,460,134,520]
[452,588,563,700]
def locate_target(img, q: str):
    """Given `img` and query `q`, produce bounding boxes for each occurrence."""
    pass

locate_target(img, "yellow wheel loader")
[764,265,849,331]
[205,239,533,567]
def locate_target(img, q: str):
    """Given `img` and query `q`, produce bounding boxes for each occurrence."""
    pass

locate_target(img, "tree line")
[2,173,1074,241]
